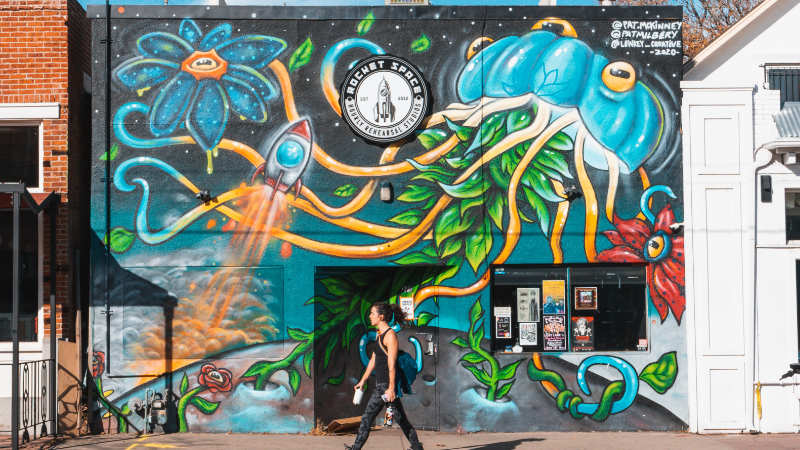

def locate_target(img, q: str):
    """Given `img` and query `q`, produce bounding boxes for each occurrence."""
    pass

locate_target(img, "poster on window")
[574,286,598,311]
[519,322,538,346]
[571,316,594,351]
[399,289,415,320]
[516,287,540,322]
[543,315,566,351]
[542,280,566,315]
[494,306,512,339]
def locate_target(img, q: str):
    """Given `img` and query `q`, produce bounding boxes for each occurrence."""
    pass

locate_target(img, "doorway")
[312,266,441,430]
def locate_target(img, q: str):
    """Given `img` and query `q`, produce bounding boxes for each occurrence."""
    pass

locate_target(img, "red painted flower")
[598,204,685,323]
[92,351,105,378]
[197,363,233,393]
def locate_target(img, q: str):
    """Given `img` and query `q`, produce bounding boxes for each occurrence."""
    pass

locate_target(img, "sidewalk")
[3,430,799,450]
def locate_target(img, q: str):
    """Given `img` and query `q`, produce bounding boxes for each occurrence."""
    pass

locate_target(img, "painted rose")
[92,351,105,378]
[597,204,685,323]
[197,363,233,393]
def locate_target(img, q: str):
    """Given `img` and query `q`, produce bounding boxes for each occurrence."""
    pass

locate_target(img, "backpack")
[378,331,418,396]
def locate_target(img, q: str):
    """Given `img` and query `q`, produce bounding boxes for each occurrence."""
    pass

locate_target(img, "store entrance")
[312,266,441,430]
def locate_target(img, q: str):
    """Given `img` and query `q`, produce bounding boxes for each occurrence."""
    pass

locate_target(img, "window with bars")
[768,67,800,109]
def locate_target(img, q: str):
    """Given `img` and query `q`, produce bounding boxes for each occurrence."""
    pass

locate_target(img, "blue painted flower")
[113,19,287,152]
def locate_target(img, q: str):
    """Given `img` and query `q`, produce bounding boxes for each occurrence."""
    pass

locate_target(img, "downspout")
[103,0,112,373]
[50,204,57,436]
[752,144,774,432]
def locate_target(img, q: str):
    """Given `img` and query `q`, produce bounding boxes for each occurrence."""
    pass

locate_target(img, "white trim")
[0,212,45,358]
[0,103,59,120]
[680,82,755,91]
[684,0,782,78]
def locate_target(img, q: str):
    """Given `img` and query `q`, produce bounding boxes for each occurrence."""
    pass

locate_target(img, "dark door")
[313,266,440,430]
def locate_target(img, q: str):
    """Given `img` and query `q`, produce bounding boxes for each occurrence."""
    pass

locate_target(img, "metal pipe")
[12,190,20,450]
[49,207,56,435]
[103,0,112,375]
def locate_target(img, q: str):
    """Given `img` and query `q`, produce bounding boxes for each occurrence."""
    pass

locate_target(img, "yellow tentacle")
[604,150,619,222]
[574,127,598,262]
[550,180,570,264]
[637,166,651,221]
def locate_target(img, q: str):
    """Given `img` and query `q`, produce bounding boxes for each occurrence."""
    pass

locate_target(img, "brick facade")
[0,0,90,342]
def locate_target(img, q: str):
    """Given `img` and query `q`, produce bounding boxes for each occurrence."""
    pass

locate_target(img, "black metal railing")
[0,359,55,446]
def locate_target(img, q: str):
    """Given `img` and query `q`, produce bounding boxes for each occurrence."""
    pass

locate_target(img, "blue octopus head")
[457,19,666,174]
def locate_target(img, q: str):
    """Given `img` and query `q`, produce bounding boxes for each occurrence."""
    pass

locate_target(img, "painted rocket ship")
[251,118,313,196]
[374,77,395,123]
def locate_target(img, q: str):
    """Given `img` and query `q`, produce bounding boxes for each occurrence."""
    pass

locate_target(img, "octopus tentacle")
[550,180,570,264]
[636,166,652,222]
[604,150,620,222]
[574,127,598,262]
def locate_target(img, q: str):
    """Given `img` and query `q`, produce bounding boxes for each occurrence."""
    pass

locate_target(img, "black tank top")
[373,331,390,385]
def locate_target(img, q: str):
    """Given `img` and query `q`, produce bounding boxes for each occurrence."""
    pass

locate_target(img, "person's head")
[369,302,405,327]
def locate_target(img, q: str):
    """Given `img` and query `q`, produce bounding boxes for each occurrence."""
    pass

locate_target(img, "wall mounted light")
[196,190,214,204]
[380,181,394,203]
[563,184,583,202]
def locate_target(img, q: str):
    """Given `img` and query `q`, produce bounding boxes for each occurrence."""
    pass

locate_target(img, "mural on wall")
[91,6,686,434]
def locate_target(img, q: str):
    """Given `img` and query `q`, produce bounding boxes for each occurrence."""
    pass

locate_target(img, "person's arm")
[384,330,399,401]
[355,353,376,390]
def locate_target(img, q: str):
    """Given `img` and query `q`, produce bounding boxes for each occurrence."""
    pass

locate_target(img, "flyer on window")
[516,287,540,322]
[543,315,566,351]
[542,280,566,315]
[574,286,598,310]
[494,306,512,339]
[399,289,415,320]
[519,322,538,346]
[571,316,594,351]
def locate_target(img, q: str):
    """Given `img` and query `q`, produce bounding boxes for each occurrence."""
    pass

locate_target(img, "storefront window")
[490,264,648,353]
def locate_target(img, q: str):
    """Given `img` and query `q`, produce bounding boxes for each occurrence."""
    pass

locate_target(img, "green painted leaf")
[545,131,573,151]
[421,196,438,210]
[497,359,523,380]
[460,352,486,364]
[438,171,490,199]
[356,11,375,35]
[465,217,492,273]
[343,317,361,351]
[434,206,475,247]
[388,209,423,226]
[471,112,506,150]
[451,336,469,348]
[462,364,492,385]
[323,334,339,369]
[410,33,431,53]
[320,277,350,296]
[470,323,485,349]
[469,298,483,328]
[287,327,310,342]
[243,361,270,378]
[496,379,515,400]
[107,227,135,254]
[438,237,463,258]
[507,109,532,133]
[397,184,435,203]
[459,196,483,217]
[522,187,550,236]
[412,170,454,184]
[190,396,220,415]
[531,161,563,183]
[487,191,504,229]
[525,169,563,203]
[536,149,572,179]
[303,351,313,378]
[639,351,678,394]
[360,300,372,328]
[287,368,302,394]
[392,250,440,265]
[417,128,448,150]
[445,117,473,142]
[180,372,188,395]
[326,370,345,386]
[99,143,119,161]
[288,37,314,73]
[434,258,461,284]
[334,183,357,198]
[416,311,436,327]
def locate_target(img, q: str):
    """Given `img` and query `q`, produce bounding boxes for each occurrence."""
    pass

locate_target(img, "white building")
[682,0,800,433]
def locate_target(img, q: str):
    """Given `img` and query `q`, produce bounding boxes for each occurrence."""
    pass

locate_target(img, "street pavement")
[3,430,799,450]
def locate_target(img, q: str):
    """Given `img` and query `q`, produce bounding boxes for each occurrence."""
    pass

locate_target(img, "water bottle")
[385,405,394,427]
[353,387,364,405]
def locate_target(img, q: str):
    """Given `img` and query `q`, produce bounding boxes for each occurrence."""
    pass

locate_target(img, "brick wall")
[0,0,90,341]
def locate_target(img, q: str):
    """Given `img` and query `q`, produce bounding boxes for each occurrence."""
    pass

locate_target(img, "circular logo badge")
[340,55,430,144]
